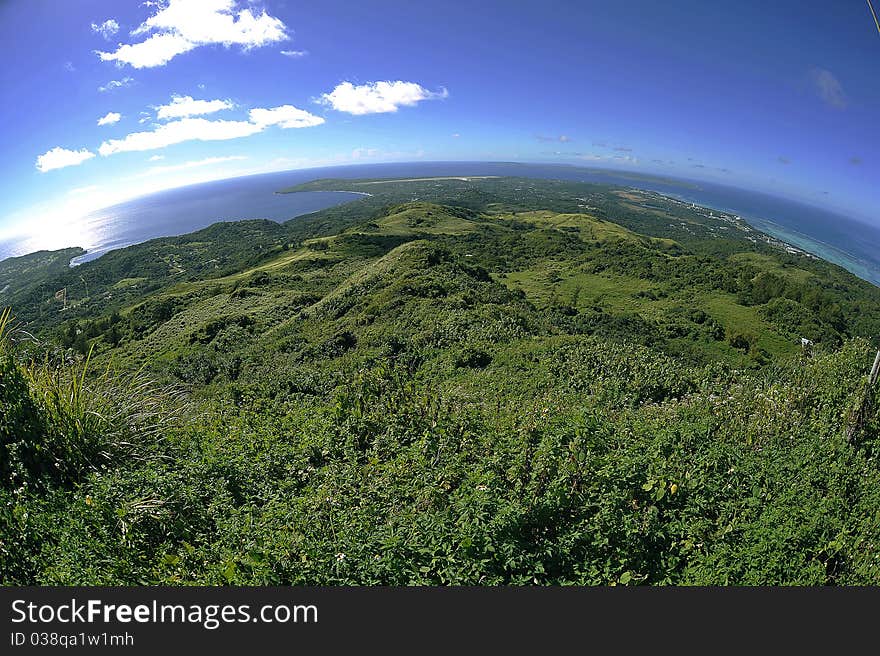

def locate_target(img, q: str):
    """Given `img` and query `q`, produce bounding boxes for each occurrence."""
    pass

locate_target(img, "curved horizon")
[3,160,880,288]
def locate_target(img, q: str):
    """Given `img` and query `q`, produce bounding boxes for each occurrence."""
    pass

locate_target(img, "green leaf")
[221,560,237,583]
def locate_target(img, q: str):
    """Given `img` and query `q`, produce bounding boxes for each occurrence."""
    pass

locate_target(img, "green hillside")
[2,176,880,585]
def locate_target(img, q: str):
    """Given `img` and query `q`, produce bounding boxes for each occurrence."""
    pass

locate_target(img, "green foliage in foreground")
[3,177,880,585]
[3,311,880,584]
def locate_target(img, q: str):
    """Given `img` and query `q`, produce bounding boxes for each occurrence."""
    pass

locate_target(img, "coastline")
[745,216,878,285]
[282,178,879,287]
[274,189,374,197]
[649,189,880,287]
[2,166,876,289]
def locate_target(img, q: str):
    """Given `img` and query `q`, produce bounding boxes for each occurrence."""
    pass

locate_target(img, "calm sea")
[1,161,878,285]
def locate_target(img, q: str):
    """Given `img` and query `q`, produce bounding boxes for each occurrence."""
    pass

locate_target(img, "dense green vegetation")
[0,247,85,317]
[2,176,880,585]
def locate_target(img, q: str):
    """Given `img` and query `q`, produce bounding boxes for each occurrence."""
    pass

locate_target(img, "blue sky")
[0,0,877,244]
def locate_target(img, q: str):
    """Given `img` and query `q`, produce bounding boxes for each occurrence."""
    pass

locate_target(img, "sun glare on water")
[3,188,116,258]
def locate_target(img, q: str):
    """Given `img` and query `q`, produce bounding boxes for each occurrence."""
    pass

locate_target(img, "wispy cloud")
[574,153,639,165]
[36,147,96,172]
[98,33,195,69]
[227,147,428,178]
[97,0,289,68]
[68,185,101,196]
[808,67,848,109]
[536,134,572,143]
[132,155,248,178]
[318,80,448,115]
[98,77,135,93]
[98,105,323,156]
[249,105,325,128]
[155,95,234,120]
[280,49,308,58]
[613,146,632,152]
[91,19,120,40]
[98,118,264,156]
[351,148,379,160]
[97,112,122,126]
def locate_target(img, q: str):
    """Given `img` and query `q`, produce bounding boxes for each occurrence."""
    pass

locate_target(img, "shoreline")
[68,191,372,267]
[281,178,880,288]
[642,188,880,287]
[2,172,876,288]
[274,189,374,197]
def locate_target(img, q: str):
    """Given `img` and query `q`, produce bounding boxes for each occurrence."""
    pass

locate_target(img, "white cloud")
[133,155,248,178]
[249,105,325,128]
[280,49,308,57]
[97,0,288,69]
[98,77,135,92]
[97,111,122,126]
[319,80,448,115]
[98,117,263,156]
[98,104,323,156]
[156,95,234,119]
[451,133,460,138]
[148,154,165,161]
[36,147,96,172]
[91,19,120,39]
[98,33,195,69]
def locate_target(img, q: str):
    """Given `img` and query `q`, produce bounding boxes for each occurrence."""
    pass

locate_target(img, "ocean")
[1,161,878,285]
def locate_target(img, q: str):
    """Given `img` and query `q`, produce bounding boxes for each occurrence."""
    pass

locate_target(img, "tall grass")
[0,306,25,350]
[1,308,188,489]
